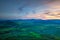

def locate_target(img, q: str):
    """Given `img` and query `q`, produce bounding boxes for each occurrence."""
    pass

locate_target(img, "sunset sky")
[0,0,60,20]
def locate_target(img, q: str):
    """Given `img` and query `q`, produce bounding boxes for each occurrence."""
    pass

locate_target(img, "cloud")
[42,11,60,20]
[21,11,60,20]
[20,0,60,20]
[18,0,50,12]
[0,0,60,20]
[46,0,60,11]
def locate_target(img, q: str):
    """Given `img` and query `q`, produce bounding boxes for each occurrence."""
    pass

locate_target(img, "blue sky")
[0,0,60,20]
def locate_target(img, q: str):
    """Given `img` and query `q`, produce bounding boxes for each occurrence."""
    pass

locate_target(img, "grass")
[0,20,60,40]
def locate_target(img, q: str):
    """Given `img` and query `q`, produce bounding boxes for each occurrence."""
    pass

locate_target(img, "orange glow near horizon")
[22,0,60,20]
[22,11,60,20]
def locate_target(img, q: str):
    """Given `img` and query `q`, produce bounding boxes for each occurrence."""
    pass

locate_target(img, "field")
[0,19,60,40]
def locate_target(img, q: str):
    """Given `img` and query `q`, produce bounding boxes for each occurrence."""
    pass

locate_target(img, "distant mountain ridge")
[0,19,60,24]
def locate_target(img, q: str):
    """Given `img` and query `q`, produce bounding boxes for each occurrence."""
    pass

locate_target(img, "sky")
[0,0,60,20]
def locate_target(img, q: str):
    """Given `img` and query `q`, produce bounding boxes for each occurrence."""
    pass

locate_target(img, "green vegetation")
[0,20,60,40]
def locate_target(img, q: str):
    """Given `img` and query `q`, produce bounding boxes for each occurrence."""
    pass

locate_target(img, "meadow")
[0,19,60,40]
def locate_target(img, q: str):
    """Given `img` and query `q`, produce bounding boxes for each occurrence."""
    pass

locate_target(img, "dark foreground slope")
[0,19,60,40]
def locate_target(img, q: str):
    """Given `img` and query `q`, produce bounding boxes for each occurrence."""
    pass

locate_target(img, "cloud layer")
[21,0,60,20]
[0,0,60,20]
